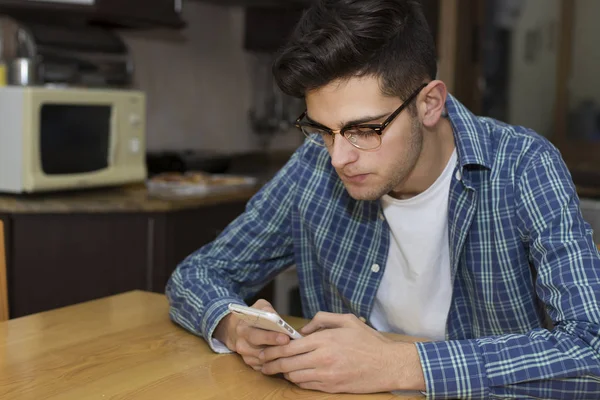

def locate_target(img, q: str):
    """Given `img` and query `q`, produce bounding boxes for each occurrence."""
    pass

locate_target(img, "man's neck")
[390,117,456,200]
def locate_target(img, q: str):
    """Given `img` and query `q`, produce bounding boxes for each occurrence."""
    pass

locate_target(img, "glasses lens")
[301,125,333,147]
[344,127,381,150]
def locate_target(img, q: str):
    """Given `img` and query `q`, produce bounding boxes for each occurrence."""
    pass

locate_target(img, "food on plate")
[209,175,249,186]
[150,172,249,186]
[150,172,186,183]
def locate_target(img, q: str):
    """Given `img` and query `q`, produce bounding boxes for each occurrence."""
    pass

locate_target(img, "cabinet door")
[9,213,151,318]
[0,0,183,29]
[0,0,93,11]
[94,0,184,28]
[152,201,275,305]
[152,202,247,293]
[0,0,92,25]
[196,0,311,6]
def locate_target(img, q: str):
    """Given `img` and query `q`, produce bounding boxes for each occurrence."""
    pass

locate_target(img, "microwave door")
[40,104,111,175]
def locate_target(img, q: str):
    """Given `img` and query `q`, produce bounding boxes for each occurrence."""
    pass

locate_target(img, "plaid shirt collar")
[446,94,493,171]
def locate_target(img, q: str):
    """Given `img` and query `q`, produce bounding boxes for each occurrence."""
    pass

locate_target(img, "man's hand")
[259,312,426,394]
[213,299,290,371]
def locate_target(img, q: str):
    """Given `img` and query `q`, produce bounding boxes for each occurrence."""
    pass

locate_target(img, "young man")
[166,0,600,398]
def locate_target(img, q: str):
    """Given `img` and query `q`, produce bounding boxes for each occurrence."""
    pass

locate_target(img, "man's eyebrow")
[306,112,391,130]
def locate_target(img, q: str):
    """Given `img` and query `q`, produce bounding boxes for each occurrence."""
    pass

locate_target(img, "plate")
[147,171,258,198]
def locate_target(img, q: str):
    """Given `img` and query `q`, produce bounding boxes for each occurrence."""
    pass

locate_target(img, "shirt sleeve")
[165,149,300,350]
[416,149,600,399]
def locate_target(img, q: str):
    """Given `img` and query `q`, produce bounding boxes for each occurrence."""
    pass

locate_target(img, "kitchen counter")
[0,184,258,214]
[0,150,295,215]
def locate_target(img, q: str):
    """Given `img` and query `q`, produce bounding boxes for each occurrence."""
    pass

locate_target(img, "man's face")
[305,76,423,201]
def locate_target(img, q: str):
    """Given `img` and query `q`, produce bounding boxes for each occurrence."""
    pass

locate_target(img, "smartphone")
[228,303,303,340]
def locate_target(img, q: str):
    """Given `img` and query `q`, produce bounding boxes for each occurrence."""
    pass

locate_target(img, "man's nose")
[329,135,359,170]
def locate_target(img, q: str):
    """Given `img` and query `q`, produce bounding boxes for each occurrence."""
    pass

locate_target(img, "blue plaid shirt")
[166,95,600,399]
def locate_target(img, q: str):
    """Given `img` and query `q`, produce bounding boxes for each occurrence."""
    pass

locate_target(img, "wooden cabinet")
[0,0,184,29]
[1,200,247,318]
[193,0,311,7]
[243,6,305,52]
[8,213,150,317]
[243,0,439,54]
[151,202,247,293]
[93,0,184,28]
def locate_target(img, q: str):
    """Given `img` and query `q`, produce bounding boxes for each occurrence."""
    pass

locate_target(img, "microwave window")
[40,105,111,175]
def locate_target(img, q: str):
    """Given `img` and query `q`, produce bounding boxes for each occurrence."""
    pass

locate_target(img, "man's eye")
[346,128,376,137]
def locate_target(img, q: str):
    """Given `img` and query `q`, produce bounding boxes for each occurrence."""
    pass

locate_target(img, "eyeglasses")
[295,83,428,151]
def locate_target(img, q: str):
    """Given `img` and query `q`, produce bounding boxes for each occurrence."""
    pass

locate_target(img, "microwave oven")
[0,87,147,193]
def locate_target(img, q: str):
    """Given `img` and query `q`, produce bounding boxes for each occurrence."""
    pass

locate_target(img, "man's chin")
[343,184,384,201]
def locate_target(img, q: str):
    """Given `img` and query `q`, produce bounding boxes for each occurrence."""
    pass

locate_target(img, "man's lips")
[342,173,370,183]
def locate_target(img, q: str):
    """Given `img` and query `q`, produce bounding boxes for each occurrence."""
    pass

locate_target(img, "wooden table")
[0,291,423,399]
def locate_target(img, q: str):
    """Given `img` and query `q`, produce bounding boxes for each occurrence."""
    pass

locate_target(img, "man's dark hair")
[273,0,437,103]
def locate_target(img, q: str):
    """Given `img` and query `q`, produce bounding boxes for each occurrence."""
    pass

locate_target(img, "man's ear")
[418,80,447,128]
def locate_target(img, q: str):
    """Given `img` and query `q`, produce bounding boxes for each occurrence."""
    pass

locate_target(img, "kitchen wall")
[495,0,600,240]
[506,0,600,138]
[563,0,600,240]
[119,2,304,154]
[506,0,559,138]
[569,0,600,107]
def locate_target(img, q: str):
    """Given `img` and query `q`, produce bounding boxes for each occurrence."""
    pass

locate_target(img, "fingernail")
[276,335,287,344]
[259,350,265,360]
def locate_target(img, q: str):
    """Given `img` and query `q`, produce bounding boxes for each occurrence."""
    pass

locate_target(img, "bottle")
[0,62,6,87]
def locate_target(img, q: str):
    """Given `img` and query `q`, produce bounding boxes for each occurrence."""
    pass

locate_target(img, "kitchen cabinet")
[193,0,311,7]
[0,0,184,29]
[6,213,150,318]
[244,6,306,52]
[151,203,248,293]
[242,0,439,53]
[0,199,248,318]
[93,0,184,28]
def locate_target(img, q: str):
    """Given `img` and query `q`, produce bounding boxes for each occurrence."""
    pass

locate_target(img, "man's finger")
[284,370,321,384]
[251,299,277,314]
[259,335,317,362]
[297,381,325,392]
[261,352,316,375]
[300,312,356,334]
[234,337,265,358]
[246,327,290,347]
[242,355,262,367]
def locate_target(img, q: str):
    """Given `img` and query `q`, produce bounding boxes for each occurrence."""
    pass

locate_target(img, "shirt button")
[359,316,367,323]
[371,264,380,273]
[379,212,385,221]
[455,169,462,181]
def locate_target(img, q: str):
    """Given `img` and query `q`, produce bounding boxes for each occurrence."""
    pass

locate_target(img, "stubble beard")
[344,118,424,201]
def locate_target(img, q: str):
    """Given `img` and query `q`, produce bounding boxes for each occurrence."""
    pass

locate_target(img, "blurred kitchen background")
[0,0,598,321]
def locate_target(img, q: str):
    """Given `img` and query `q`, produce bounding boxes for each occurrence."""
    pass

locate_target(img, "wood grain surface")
[0,291,423,399]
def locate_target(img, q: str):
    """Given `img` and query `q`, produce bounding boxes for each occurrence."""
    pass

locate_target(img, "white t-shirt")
[370,150,457,341]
